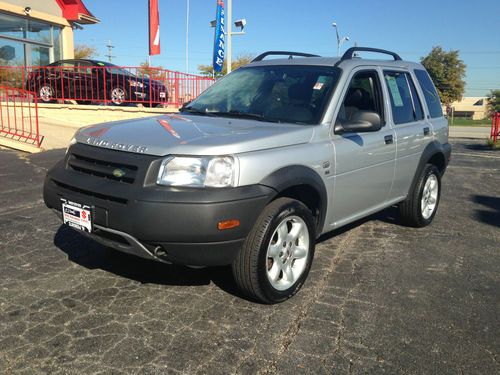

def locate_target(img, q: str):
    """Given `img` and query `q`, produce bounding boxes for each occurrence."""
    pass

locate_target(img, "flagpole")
[186,0,190,74]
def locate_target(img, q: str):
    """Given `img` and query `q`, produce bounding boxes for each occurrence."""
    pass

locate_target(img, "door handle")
[423,127,430,136]
[384,135,393,145]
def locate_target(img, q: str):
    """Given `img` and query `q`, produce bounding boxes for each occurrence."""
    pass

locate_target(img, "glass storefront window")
[0,13,27,40]
[0,12,63,66]
[52,27,62,61]
[0,39,25,65]
[30,45,50,66]
[27,20,51,45]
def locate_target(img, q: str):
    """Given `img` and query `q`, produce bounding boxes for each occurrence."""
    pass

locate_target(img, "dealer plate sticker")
[61,199,92,233]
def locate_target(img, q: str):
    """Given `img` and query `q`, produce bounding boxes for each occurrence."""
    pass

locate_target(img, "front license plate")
[159,92,166,98]
[61,199,92,233]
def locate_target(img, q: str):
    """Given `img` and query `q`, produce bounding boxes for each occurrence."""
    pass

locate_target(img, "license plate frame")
[61,198,93,233]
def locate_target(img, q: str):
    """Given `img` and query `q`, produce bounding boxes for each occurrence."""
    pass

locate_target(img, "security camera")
[234,19,247,30]
[24,7,31,15]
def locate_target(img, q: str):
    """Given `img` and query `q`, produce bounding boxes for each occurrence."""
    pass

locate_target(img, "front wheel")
[232,198,316,304]
[399,164,441,227]
[109,86,127,106]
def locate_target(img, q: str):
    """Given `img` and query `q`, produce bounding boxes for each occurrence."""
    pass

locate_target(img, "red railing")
[0,65,214,108]
[0,86,41,147]
[491,112,500,146]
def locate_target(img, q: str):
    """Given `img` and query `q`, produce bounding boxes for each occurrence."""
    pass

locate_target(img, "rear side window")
[414,69,443,118]
[384,71,423,124]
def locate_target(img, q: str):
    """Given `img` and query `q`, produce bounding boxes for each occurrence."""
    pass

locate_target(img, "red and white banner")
[149,0,160,55]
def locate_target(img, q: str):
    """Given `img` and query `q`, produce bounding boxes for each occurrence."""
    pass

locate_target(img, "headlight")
[157,156,238,187]
[128,79,144,88]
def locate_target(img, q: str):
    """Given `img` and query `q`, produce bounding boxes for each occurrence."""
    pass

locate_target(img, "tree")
[138,61,167,80]
[74,44,98,59]
[421,46,466,106]
[198,54,253,79]
[487,89,500,116]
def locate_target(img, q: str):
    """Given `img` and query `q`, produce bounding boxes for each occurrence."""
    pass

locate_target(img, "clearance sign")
[149,0,161,55]
[213,0,225,72]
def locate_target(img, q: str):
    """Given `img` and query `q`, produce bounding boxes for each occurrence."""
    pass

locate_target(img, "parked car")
[43,47,451,303]
[26,59,168,106]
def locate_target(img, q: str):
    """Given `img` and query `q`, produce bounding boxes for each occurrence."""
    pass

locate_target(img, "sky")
[75,0,500,97]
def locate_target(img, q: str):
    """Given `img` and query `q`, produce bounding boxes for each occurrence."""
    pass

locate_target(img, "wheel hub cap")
[266,216,310,291]
[421,174,438,220]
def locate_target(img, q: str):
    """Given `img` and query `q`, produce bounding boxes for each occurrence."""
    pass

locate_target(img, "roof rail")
[340,47,402,61]
[252,51,320,62]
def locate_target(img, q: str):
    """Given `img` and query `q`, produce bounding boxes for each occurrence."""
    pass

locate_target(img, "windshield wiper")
[209,110,281,123]
[180,107,216,116]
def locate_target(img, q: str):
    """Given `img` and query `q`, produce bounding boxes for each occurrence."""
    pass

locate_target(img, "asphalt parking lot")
[0,139,499,374]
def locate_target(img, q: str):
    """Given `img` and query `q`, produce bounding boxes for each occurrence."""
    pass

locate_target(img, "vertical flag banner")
[213,0,225,72]
[149,0,161,55]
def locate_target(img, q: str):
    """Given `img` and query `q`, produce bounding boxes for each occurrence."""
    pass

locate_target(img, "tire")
[37,84,56,103]
[109,86,127,106]
[399,164,441,227]
[232,197,316,304]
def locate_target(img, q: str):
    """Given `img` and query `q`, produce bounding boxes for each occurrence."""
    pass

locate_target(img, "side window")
[77,61,93,74]
[407,75,424,121]
[384,71,422,124]
[414,69,443,118]
[337,70,384,125]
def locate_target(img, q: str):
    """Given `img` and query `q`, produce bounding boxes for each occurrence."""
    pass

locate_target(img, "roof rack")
[340,47,402,61]
[252,51,320,62]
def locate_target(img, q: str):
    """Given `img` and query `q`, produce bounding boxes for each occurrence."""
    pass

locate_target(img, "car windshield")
[182,65,341,125]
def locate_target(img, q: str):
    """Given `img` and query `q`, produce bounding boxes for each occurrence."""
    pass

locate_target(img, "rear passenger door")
[382,70,430,199]
[329,68,396,228]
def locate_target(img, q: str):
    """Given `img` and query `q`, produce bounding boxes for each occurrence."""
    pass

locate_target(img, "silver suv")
[43,47,451,303]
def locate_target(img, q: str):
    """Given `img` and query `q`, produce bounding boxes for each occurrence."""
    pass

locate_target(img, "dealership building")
[0,0,98,66]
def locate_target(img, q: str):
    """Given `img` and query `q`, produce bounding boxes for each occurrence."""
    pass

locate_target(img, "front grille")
[53,180,128,204]
[67,152,138,184]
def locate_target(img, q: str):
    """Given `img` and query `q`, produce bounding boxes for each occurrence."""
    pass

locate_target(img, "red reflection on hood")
[87,127,109,138]
[157,119,181,139]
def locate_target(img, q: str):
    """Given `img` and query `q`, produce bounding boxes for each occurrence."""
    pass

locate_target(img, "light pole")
[212,0,246,74]
[226,0,247,73]
[332,22,350,57]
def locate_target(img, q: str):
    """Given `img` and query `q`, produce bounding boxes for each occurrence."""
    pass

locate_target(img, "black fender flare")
[408,140,451,196]
[260,165,328,235]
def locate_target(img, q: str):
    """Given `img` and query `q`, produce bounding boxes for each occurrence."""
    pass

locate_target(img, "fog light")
[217,219,240,230]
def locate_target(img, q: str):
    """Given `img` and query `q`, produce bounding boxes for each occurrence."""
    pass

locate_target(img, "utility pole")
[106,40,115,62]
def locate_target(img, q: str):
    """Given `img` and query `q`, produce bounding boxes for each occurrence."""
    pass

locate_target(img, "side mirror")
[335,111,382,134]
[180,100,192,110]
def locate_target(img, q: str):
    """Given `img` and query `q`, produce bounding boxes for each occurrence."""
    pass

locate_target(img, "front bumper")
[44,143,275,266]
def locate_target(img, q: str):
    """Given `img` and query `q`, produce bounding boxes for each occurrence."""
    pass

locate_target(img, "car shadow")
[53,225,245,299]
[471,195,500,228]
[464,143,493,152]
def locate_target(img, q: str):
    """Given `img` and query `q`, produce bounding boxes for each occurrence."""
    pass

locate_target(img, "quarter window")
[384,71,423,125]
[414,69,443,118]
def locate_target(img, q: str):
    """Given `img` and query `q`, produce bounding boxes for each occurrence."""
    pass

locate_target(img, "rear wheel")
[232,198,316,304]
[399,164,441,227]
[38,84,56,103]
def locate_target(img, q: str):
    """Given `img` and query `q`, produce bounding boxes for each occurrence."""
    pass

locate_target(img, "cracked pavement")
[0,139,499,374]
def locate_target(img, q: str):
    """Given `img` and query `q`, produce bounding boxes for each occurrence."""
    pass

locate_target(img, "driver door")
[328,68,396,228]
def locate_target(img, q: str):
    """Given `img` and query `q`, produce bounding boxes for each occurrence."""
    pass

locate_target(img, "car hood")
[74,113,314,156]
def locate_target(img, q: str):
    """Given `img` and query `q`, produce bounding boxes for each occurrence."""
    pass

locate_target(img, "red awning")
[55,0,99,24]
